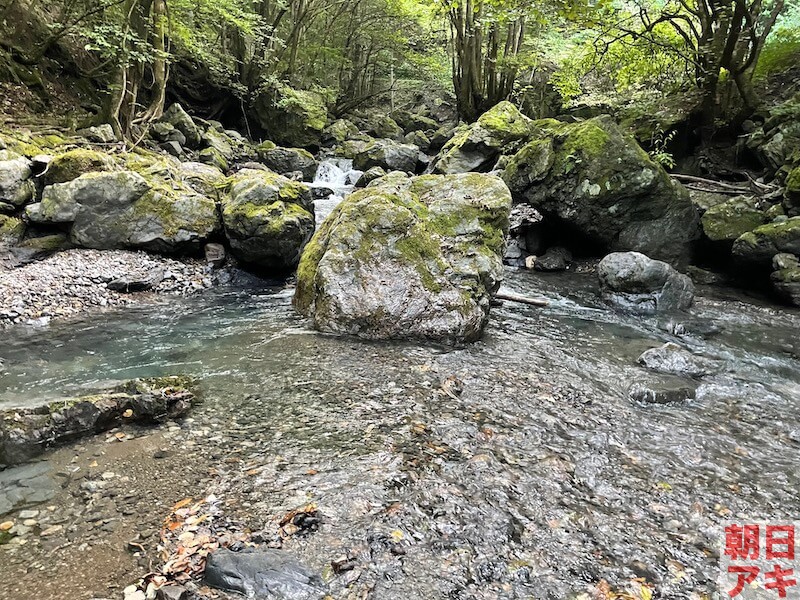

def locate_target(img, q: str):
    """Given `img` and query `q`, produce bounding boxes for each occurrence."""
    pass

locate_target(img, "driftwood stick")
[670,173,749,192]
[495,291,549,307]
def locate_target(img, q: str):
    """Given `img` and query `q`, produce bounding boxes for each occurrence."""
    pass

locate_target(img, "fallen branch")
[670,173,749,192]
[495,291,549,307]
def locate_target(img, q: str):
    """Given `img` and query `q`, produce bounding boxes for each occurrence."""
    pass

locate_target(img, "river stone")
[294,172,511,343]
[532,246,572,272]
[161,103,203,149]
[598,252,694,313]
[0,377,194,466]
[355,166,386,188]
[76,124,116,144]
[0,152,34,206]
[637,343,716,378]
[0,215,25,247]
[322,119,360,145]
[732,216,800,268]
[205,548,326,599]
[628,381,697,404]
[29,168,220,253]
[700,195,767,243]
[503,116,700,266]
[222,169,315,272]
[353,139,419,173]
[257,144,318,181]
[430,102,536,174]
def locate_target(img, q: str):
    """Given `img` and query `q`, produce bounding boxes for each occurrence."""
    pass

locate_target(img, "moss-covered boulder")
[222,169,315,271]
[257,144,318,180]
[28,158,221,253]
[0,215,25,247]
[429,102,536,174]
[771,265,800,307]
[700,196,768,243]
[732,217,800,267]
[252,83,328,148]
[353,139,419,173]
[363,114,403,140]
[161,103,203,148]
[785,166,800,216]
[0,377,194,466]
[322,119,360,145]
[293,172,511,343]
[44,148,115,185]
[502,115,700,266]
[0,151,34,206]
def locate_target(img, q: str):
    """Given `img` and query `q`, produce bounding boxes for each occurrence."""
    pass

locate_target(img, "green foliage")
[648,129,677,170]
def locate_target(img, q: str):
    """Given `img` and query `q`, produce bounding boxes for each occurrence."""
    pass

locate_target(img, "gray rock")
[0,153,34,207]
[258,145,318,181]
[637,342,716,378]
[294,172,512,343]
[156,585,187,600]
[205,548,326,600]
[107,269,165,292]
[204,243,226,268]
[0,377,194,466]
[0,215,25,247]
[732,217,800,268]
[700,195,767,243]
[774,253,799,270]
[354,166,386,188]
[77,124,116,144]
[533,246,572,271]
[160,141,184,157]
[353,139,419,173]
[222,169,315,272]
[161,104,203,148]
[628,381,696,404]
[598,251,694,313]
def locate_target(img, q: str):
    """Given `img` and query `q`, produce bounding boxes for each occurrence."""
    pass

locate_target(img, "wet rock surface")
[637,342,717,378]
[598,251,695,313]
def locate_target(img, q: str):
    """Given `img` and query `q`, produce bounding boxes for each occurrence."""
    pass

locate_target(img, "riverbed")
[1,267,799,599]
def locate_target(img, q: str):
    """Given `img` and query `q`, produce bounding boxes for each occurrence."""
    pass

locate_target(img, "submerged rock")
[598,252,694,313]
[503,116,699,266]
[205,548,326,599]
[637,342,716,378]
[293,172,511,343]
[222,169,315,272]
[628,381,696,404]
[0,377,194,466]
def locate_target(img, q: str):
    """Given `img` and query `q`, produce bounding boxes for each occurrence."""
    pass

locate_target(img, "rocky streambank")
[0,248,227,327]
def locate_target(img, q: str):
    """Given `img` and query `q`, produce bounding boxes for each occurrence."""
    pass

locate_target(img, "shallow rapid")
[1,268,799,598]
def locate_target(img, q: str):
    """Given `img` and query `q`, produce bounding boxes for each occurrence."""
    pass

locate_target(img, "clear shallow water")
[1,269,799,598]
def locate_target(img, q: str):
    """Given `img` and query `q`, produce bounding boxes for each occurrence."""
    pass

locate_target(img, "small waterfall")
[310,158,363,225]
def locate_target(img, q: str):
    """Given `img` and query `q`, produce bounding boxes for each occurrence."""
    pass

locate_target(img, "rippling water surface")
[1,268,799,598]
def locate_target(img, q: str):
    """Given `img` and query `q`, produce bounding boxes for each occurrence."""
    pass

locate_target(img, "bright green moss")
[46,148,116,185]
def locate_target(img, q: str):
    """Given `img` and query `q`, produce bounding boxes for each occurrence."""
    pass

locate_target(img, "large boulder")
[222,169,315,271]
[252,83,328,148]
[0,151,34,206]
[503,116,700,266]
[28,161,220,253]
[429,102,536,174]
[353,139,419,173]
[598,251,695,313]
[44,148,116,185]
[322,119,360,145]
[257,143,318,181]
[771,253,800,306]
[700,195,768,243]
[293,172,511,343]
[732,217,800,267]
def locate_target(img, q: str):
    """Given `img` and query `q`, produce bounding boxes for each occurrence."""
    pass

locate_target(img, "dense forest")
[2,0,800,599]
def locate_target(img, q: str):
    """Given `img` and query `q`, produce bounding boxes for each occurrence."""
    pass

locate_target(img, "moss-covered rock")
[322,119,360,145]
[30,155,221,253]
[44,148,116,185]
[785,166,800,216]
[700,196,767,243]
[161,103,203,148]
[0,151,34,206]
[0,214,25,247]
[293,172,511,343]
[222,169,315,271]
[429,101,536,174]
[353,139,419,173]
[732,217,800,267]
[502,115,700,266]
[0,377,194,466]
[257,145,318,181]
[252,83,328,148]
